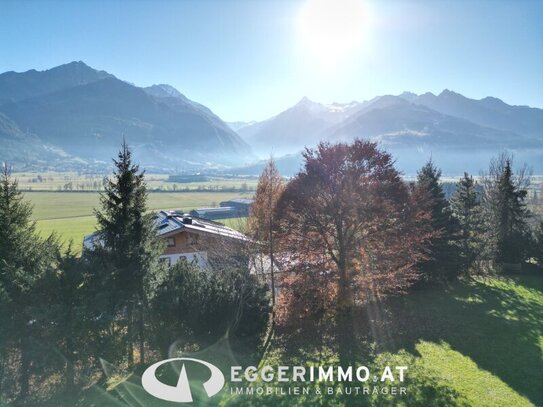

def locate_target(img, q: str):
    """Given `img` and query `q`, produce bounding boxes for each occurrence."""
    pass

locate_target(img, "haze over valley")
[1,61,542,175]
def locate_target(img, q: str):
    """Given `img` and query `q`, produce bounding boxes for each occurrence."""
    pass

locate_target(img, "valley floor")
[26,191,252,250]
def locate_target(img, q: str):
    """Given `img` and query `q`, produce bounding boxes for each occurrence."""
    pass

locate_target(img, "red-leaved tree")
[275,140,433,364]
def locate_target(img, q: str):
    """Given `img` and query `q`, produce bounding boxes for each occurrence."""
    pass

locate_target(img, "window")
[166,237,175,247]
[159,257,171,267]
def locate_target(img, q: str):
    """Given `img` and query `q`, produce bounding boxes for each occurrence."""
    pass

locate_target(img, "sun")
[298,0,370,70]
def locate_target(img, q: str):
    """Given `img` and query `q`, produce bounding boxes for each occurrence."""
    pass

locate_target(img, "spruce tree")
[91,141,163,366]
[532,221,543,266]
[494,159,529,264]
[0,165,55,399]
[451,173,483,274]
[415,160,460,281]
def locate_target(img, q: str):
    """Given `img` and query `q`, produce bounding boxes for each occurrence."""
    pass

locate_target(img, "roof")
[223,198,254,205]
[156,210,249,241]
[191,207,237,214]
[83,210,248,248]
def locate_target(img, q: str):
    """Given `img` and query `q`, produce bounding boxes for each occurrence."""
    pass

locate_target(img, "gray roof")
[221,198,254,205]
[190,207,240,217]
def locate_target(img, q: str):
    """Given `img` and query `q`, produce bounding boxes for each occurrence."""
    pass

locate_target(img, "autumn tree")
[275,140,432,365]
[247,158,284,321]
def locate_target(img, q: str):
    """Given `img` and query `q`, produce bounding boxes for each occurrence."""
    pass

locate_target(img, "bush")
[149,261,270,358]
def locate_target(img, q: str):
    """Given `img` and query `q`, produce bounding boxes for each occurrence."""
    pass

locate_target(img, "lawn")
[218,274,543,406]
[28,191,252,248]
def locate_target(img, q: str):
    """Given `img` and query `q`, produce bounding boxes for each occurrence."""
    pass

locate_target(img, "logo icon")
[141,357,225,403]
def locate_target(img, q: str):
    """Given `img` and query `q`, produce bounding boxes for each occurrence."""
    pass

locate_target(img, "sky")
[0,0,542,121]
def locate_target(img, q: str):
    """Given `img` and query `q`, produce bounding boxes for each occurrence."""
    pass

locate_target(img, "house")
[219,198,254,216]
[189,207,240,220]
[83,210,249,268]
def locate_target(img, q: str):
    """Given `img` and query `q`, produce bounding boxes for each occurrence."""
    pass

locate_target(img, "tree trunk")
[127,303,133,367]
[138,300,145,365]
[336,261,355,368]
[19,345,30,402]
[269,220,276,326]
[65,333,75,392]
[0,350,5,399]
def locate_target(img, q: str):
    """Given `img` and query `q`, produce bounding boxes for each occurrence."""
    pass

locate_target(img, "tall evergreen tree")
[451,173,483,274]
[38,244,87,393]
[531,221,543,266]
[415,160,460,281]
[494,159,529,264]
[0,164,56,400]
[91,141,163,366]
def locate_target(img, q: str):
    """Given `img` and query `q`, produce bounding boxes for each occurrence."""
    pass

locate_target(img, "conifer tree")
[415,160,460,281]
[451,173,483,274]
[494,159,529,264]
[532,221,543,266]
[92,141,163,366]
[0,164,55,399]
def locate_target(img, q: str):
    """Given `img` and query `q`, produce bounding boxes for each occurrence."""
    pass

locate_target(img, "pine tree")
[91,141,163,366]
[532,221,543,266]
[451,173,484,274]
[415,160,460,281]
[0,164,55,399]
[495,159,529,264]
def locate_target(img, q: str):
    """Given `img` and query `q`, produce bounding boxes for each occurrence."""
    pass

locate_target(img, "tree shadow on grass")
[366,274,543,406]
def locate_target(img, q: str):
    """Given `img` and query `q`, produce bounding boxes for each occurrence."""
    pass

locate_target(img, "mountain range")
[0,62,251,171]
[237,91,543,174]
[0,61,541,174]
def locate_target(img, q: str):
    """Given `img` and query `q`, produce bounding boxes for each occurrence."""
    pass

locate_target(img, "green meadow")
[27,191,253,248]
[218,275,543,407]
[14,172,258,191]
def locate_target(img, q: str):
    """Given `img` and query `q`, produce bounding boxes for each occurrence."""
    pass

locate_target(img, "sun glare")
[298,0,370,70]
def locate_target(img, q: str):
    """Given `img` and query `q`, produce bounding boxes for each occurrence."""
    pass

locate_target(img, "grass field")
[218,275,543,406]
[27,191,252,248]
[13,172,259,191]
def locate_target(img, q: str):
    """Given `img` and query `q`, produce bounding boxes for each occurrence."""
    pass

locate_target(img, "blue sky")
[0,0,542,121]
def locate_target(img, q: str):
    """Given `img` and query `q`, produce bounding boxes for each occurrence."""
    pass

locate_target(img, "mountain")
[328,95,534,150]
[235,92,543,174]
[0,112,87,170]
[237,97,365,156]
[398,90,543,138]
[227,121,257,132]
[0,61,114,105]
[0,62,252,170]
[226,153,304,176]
